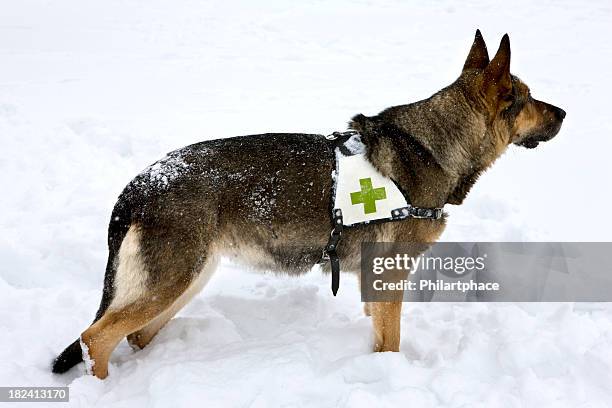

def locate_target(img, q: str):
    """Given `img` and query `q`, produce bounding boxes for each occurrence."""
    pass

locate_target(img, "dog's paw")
[372,333,400,352]
[373,343,400,352]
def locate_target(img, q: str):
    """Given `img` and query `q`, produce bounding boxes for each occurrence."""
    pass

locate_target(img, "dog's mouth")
[515,132,552,149]
[515,121,563,149]
[516,138,541,149]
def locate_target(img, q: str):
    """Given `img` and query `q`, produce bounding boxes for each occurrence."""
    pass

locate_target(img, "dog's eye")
[503,94,514,103]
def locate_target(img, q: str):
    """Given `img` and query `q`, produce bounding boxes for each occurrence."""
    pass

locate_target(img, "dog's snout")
[555,106,566,120]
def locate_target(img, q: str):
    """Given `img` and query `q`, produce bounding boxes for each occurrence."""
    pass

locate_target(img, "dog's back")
[120,133,335,269]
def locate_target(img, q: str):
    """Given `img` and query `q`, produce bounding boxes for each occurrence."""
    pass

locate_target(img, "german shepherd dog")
[52,31,565,378]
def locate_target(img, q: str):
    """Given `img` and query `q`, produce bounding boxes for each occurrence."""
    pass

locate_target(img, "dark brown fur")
[52,30,565,378]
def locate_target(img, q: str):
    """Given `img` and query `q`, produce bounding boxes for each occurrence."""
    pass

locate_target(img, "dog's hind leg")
[126,256,218,350]
[80,224,216,379]
[80,300,172,379]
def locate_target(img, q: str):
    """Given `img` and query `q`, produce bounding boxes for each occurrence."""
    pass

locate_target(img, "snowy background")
[2,0,612,406]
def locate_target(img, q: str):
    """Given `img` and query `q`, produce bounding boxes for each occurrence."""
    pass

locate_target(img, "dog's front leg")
[370,301,403,352]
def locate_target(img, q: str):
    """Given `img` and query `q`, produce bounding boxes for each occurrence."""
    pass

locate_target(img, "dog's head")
[460,30,565,149]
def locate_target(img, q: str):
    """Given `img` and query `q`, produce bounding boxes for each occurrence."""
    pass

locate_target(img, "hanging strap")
[322,209,343,296]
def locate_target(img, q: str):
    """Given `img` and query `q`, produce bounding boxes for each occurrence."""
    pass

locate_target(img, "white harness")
[331,132,443,226]
[332,133,409,226]
[323,131,444,296]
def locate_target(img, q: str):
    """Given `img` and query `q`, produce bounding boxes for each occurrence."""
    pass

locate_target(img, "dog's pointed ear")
[483,34,512,98]
[463,29,489,71]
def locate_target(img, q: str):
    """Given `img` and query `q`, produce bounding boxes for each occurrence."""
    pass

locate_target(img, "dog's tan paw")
[373,343,400,352]
[372,332,400,352]
[374,343,400,352]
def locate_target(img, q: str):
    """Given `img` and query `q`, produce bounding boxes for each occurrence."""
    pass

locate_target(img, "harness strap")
[392,206,444,220]
[322,209,343,296]
[325,130,359,144]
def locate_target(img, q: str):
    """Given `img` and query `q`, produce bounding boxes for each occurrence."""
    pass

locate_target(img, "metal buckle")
[325,130,358,141]
[321,209,343,261]
[411,208,429,219]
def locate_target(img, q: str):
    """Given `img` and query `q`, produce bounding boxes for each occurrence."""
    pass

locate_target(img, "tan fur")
[109,226,148,311]
[514,105,539,136]
[127,256,219,350]
[81,238,206,378]
[81,302,169,379]
[371,301,403,352]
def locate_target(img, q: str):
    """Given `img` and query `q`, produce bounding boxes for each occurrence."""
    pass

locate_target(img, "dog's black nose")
[556,107,566,120]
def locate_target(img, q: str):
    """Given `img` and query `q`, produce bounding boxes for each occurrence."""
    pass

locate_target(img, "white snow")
[1,0,612,407]
[79,337,94,376]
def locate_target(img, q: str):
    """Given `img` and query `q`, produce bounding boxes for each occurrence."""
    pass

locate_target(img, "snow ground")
[1,0,612,406]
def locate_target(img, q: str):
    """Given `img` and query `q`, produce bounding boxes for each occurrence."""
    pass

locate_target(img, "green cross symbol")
[350,177,387,214]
